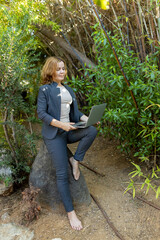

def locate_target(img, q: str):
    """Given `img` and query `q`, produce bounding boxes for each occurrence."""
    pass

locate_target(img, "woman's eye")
[56,68,65,71]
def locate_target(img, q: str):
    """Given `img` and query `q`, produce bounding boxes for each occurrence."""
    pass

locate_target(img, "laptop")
[73,103,106,128]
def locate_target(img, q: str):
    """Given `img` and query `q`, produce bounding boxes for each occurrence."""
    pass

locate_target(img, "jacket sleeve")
[37,87,53,125]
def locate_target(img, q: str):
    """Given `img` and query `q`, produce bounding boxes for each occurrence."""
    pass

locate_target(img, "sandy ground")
[0,135,160,240]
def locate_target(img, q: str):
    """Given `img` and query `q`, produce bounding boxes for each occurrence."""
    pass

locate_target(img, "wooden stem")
[79,162,105,177]
[91,193,125,240]
[25,113,33,135]
[126,189,160,211]
[3,109,18,166]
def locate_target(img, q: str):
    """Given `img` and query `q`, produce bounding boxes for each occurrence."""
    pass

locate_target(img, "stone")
[1,212,10,221]
[0,150,12,176]
[52,239,62,240]
[0,223,34,240]
[29,142,91,208]
[0,150,13,196]
[0,182,13,196]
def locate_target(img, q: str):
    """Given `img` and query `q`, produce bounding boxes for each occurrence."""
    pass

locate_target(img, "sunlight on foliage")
[93,0,110,10]
[0,2,41,185]
[0,0,60,32]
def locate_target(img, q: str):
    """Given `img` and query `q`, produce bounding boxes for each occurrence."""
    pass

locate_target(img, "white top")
[57,86,72,122]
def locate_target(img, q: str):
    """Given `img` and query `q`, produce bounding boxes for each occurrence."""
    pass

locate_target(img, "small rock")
[0,150,13,196]
[1,212,10,221]
[52,238,62,240]
[0,223,34,240]
[0,182,13,196]
[0,150,12,176]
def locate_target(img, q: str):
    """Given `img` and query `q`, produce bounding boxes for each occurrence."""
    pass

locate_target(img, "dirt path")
[0,136,160,240]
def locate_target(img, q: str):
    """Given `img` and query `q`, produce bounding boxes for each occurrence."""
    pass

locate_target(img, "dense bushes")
[0,7,40,185]
[68,26,160,196]
[0,0,62,186]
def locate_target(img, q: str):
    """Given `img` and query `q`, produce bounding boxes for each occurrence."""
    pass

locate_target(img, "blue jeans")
[43,126,97,212]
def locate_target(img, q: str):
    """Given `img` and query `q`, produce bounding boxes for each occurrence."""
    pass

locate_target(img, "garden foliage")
[0,0,61,186]
[0,0,62,186]
[69,25,160,197]
[0,5,41,185]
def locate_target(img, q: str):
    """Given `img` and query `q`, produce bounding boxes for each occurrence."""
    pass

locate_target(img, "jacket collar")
[51,81,65,87]
[51,81,58,87]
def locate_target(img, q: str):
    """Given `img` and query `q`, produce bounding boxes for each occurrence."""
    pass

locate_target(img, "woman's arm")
[37,87,54,125]
[50,119,76,132]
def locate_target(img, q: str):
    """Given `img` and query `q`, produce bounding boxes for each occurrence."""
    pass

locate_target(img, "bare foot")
[69,157,80,180]
[67,210,83,230]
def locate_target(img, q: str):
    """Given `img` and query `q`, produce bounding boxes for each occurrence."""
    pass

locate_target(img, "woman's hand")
[51,118,76,131]
[61,122,77,132]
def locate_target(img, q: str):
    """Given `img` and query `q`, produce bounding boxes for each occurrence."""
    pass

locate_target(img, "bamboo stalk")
[69,13,87,55]
[147,0,155,53]
[120,0,140,55]
[156,0,160,40]
[149,11,159,42]
[151,15,158,47]
[119,0,140,56]
[136,0,154,53]
[132,0,146,61]
[60,1,87,55]
[153,14,160,42]
[122,0,131,50]
[98,12,122,33]
[136,0,144,35]
[110,0,126,47]
[78,1,94,42]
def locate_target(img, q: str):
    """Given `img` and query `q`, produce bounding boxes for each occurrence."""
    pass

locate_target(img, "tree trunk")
[36,26,96,69]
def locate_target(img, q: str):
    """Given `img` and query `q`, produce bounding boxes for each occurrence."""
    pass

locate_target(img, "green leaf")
[156,186,160,199]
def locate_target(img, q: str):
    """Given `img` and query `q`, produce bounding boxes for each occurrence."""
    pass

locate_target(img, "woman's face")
[53,61,66,84]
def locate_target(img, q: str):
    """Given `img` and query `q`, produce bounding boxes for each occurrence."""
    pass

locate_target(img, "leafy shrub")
[68,25,160,197]
[0,6,40,185]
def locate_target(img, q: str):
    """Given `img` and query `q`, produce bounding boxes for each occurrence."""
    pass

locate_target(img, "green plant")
[126,104,160,198]
[0,5,41,185]
[125,162,160,199]
[68,23,160,197]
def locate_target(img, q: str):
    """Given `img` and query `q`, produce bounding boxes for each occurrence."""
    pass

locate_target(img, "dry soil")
[0,135,160,240]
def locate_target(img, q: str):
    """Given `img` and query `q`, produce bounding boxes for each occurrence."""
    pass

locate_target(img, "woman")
[37,57,97,230]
